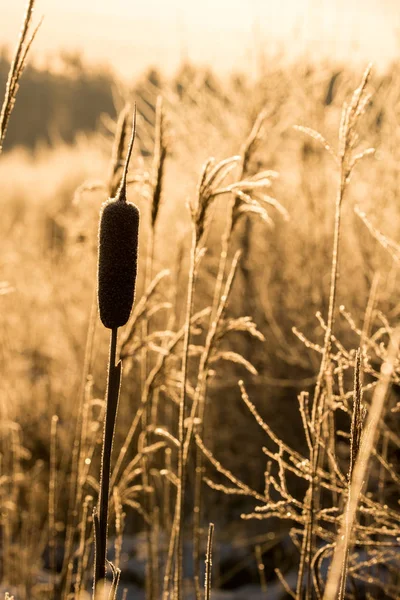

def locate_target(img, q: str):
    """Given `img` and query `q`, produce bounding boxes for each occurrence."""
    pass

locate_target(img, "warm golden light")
[0,1,399,599]
[1,0,399,77]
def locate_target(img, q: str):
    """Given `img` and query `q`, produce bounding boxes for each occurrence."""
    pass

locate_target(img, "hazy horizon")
[1,0,399,79]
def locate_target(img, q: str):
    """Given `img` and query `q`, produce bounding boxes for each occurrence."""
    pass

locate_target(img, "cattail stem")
[94,327,121,593]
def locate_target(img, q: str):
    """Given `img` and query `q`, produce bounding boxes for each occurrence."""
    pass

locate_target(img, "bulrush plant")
[58,102,134,598]
[94,110,140,595]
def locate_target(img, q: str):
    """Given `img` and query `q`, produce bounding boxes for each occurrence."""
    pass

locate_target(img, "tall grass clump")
[294,64,374,598]
[195,65,400,599]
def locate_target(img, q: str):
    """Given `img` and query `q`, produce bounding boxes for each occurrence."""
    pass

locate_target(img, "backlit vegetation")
[1,2,400,599]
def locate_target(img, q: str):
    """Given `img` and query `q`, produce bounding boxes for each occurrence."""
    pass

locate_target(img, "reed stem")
[174,226,197,600]
[204,523,214,600]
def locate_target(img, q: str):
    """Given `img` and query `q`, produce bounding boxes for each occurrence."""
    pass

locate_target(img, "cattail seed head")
[97,106,140,329]
[98,198,140,329]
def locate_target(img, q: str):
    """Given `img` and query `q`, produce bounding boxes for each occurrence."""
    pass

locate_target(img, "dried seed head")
[98,108,140,329]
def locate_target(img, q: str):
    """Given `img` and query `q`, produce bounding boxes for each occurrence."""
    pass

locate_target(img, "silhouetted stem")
[94,327,121,594]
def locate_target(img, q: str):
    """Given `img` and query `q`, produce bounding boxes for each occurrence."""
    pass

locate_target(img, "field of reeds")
[1,2,400,599]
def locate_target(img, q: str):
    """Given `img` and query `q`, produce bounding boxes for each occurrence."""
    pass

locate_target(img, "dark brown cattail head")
[98,199,139,328]
[98,108,140,329]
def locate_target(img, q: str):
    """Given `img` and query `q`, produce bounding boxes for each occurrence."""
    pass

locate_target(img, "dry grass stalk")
[73,103,133,202]
[0,0,42,154]
[74,495,94,596]
[189,250,243,598]
[337,349,364,599]
[255,544,267,593]
[164,155,242,600]
[160,141,273,598]
[108,105,131,197]
[355,205,400,264]
[150,95,168,230]
[211,109,282,319]
[112,307,211,498]
[173,219,196,600]
[140,95,167,600]
[183,120,283,596]
[48,415,58,595]
[296,65,374,598]
[324,328,400,599]
[204,523,214,600]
